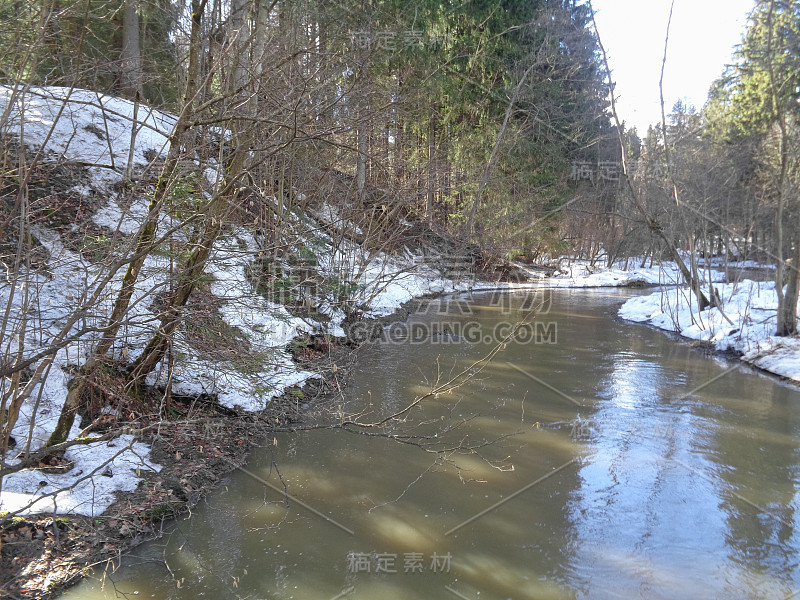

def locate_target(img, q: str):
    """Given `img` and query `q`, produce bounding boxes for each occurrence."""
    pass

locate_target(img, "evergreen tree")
[705,0,800,335]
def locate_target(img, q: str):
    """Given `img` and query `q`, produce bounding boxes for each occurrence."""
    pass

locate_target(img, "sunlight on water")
[366,511,438,552]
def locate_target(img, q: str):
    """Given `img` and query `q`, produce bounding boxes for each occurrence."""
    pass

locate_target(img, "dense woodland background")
[0,2,797,282]
[0,0,799,456]
[1,0,791,258]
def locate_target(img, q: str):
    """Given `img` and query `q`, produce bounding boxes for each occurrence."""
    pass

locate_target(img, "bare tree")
[45,0,209,447]
[589,0,715,310]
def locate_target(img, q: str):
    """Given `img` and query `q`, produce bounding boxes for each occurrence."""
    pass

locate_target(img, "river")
[63,288,800,599]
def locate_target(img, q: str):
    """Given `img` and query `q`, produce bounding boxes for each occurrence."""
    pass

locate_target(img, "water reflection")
[566,294,800,599]
[63,289,800,599]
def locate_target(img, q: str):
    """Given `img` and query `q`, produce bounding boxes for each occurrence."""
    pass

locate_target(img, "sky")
[591,0,756,134]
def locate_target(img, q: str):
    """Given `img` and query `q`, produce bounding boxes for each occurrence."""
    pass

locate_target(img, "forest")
[0,0,799,597]
[1,0,796,319]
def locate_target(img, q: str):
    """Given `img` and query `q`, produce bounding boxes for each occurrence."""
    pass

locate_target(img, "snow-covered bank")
[0,87,492,516]
[0,86,175,190]
[620,280,800,382]
[515,257,797,384]
[516,257,730,288]
[0,226,484,517]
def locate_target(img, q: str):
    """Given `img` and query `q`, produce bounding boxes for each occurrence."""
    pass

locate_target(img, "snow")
[154,232,323,412]
[619,280,800,383]
[339,249,484,318]
[0,234,163,516]
[524,257,727,288]
[0,86,175,184]
[0,436,160,517]
[92,196,154,235]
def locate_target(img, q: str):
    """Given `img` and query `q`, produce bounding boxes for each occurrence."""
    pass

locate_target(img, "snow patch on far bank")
[619,280,800,383]
[529,258,727,288]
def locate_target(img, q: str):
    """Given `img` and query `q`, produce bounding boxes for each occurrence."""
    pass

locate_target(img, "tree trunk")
[128,210,224,379]
[46,0,208,448]
[653,226,713,310]
[774,143,787,332]
[130,0,264,381]
[427,104,435,223]
[777,223,800,336]
[227,0,250,97]
[128,147,244,381]
[120,0,143,99]
[357,116,367,199]
[38,0,62,68]
[763,0,797,335]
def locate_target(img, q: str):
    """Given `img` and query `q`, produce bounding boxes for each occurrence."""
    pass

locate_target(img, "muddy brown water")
[62,288,800,599]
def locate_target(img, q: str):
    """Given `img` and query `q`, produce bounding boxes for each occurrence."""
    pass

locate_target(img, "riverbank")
[3,263,793,598]
[619,279,800,383]
[0,87,489,597]
[0,294,437,599]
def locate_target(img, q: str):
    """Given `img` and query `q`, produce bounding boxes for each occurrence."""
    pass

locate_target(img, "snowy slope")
[1,86,175,189]
[0,87,485,515]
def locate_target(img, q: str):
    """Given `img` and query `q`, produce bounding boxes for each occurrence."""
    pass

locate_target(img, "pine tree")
[705,0,800,335]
